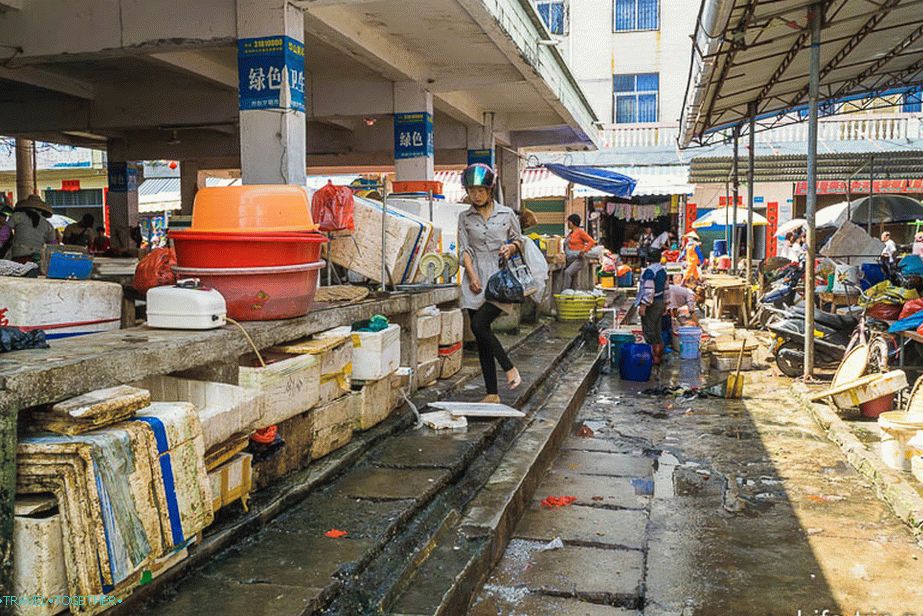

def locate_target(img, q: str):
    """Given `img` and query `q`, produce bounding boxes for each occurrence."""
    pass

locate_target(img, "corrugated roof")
[689,150,923,182]
[681,0,923,145]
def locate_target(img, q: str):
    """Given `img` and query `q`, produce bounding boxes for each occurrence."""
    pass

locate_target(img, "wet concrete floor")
[471,348,923,615]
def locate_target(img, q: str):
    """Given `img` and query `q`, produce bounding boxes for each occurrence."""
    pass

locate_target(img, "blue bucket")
[713,239,728,257]
[678,326,702,360]
[620,343,653,381]
[617,271,633,287]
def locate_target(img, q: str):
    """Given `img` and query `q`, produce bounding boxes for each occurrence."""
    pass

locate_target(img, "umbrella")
[691,207,768,229]
[847,195,923,224]
[776,218,806,238]
[48,214,75,231]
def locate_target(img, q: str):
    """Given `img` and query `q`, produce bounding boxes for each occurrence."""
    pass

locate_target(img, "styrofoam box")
[208,452,253,513]
[0,278,121,340]
[14,498,68,616]
[351,323,401,381]
[138,375,261,451]
[418,335,439,366]
[439,346,463,379]
[352,373,394,431]
[418,357,441,388]
[417,312,442,340]
[439,309,463,346]
[239,352,320,427]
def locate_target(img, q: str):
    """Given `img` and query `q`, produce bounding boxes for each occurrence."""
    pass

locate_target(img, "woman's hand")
[499,243,518,259]
[468,274,483,295]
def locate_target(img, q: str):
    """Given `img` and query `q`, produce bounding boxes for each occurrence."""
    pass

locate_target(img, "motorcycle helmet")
[461,163,496,189]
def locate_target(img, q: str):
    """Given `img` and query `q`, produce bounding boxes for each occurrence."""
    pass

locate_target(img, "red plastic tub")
[170,230,326,268]
[172,261,325,321]
[860,394,895,419]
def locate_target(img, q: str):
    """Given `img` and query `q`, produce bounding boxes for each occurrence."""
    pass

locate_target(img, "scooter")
[768,307,858,377]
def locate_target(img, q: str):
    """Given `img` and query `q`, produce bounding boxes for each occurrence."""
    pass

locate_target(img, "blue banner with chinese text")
[238,35,305,112]
[394,112,434,160]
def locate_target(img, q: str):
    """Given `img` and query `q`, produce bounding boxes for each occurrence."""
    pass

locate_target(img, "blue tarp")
[544,164,636,198]
[889,310,923,334]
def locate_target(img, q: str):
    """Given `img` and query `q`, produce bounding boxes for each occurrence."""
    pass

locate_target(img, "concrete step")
[384,347,602,616]
[124,320,592,616]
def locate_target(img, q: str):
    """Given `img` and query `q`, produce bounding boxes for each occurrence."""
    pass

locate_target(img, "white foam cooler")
[351,324,401,381]
[0,278,121,340]
[146,283,227,330]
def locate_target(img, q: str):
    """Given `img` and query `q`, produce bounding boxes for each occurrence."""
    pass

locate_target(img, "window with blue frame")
[613,73,659,123]
[903,89,922,113]
[614,0,659,32]
[537,1,567,35]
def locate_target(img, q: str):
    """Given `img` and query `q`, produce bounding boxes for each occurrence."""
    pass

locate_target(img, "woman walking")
[457,163,523,403]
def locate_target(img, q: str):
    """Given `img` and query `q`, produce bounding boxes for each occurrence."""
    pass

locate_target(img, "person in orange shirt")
[564,214,596,289]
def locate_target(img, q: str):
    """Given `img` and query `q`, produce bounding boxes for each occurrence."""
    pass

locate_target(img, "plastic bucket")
[617,272,633,287]
[171,230,327,268]
[608,331,635,366]
[172,260,324,321]
[678,326,702,360]
[713,239,728,257]
[878,412,923,471]
[191,185,317,232]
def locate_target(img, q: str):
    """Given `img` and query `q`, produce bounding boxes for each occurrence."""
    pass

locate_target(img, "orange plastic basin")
[191,185,318,232]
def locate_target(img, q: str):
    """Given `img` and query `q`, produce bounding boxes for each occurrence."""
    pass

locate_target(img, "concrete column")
[393,82,434,182]
[180,160,199,215]
[14,138,35,202]
[106,139,140,251]
[498,146,522,211]
[466,123,496,168]
[237,0,307,185]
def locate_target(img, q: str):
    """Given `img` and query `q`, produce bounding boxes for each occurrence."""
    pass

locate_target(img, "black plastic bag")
[0,327,49,352]
[485,259,525,304]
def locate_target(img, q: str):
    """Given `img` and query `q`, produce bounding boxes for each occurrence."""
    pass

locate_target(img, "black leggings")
[468,304,514,395]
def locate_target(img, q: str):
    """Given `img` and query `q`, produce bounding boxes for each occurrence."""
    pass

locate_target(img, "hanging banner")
[766,202,779,258]
[394,112,434,160]
[794,179,915,195]
[467,148,495,167]
[684,201,697,233]
[107,163,138,193]
[238,35,305,112]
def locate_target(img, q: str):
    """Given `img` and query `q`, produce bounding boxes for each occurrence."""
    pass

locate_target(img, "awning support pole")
[804,3,822,379]
[732,124,741,271]
[868,154,875,234]
[746,103,756,281]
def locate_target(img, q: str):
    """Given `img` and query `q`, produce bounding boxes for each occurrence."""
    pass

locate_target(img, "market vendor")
[457,163,523,403]
[0,205,12,259]
[637,247,668,365]
[638,225,655,265]
[668,274,699,325]
[651,229,675,252]
[881,231,897,281]
[63,214,97,247]
[680,231,703,285]
[564,213,596,290]
[7,194,56,264]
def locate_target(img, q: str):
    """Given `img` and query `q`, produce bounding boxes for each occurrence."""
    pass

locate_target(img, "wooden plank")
[0,287,458,409]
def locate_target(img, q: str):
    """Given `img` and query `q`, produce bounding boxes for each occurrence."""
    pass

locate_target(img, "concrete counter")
[0,285,459,595]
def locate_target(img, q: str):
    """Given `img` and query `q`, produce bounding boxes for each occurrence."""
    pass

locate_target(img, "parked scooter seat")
[790,306,858,331]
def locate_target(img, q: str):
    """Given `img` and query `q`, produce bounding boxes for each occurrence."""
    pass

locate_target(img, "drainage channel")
[127,322,592,616]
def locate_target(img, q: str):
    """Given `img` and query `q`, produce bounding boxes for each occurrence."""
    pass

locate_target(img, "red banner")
[61,179,81,192]
[794,179,921,195]
[766,202,779,258]
[685,202,697,233]
[718,196,744,206]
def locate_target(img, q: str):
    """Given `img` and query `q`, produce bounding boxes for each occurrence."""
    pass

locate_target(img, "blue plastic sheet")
[544,164,636,198]
[888,309,923,333]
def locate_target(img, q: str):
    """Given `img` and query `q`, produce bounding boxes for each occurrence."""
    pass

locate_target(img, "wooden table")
[818,291,856,313]
[703,275,750,326]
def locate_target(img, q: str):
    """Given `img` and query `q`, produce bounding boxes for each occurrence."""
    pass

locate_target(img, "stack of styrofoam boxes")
[347,323,402,431]
[416,306,442,387]
[438,308,463,379]
[13,496,68,616]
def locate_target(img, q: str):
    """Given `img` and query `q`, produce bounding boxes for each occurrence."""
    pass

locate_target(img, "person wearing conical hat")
[8,194,56,264]
[681,230,703,285]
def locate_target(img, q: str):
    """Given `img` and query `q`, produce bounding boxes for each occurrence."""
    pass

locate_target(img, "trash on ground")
[324,529,348,539]
[576,424,594,438]
[540,495,577,508]
[421,411,468,430]
[539,537,565,551]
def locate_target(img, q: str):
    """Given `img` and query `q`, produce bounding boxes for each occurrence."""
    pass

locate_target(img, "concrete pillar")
[466,124,496,168]
[498,146,522,211]
[393,82,435,182]
[106,139,140,251]
[180,160,199,215]
[237,0,307,185]
[14,138,35,202]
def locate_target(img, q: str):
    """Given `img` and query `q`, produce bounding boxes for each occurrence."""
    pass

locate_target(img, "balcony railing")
[599,114,923,149]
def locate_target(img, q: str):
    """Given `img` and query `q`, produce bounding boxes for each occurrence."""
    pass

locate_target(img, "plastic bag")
[133,247,176,293]
[521,238,548,301]
[866,302,902,321]
[901,298,923,320]
[485,260,525,304]
[311,181,355,233]
[0,326,49,352]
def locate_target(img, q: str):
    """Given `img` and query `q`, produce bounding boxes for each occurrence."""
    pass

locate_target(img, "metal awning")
[689,150,923,183]
[681,0,923,146]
